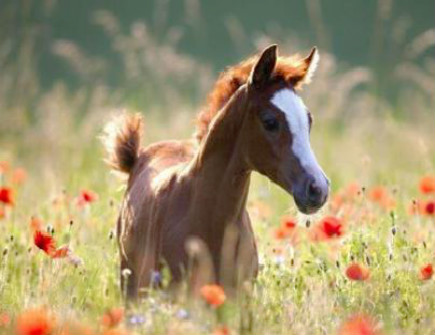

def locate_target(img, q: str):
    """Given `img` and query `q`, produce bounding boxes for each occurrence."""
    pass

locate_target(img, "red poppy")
[0,187,14,206]
[273,226,289,240]
[419,263,433,280]
[281,216,297,229]
[12,168,27,185]
[101,328,130,335]
[200,284,226,307]
[213,326,230,335]
[0,161,10,174]
[330,193,344,212]
[30,216,43,231]
[423,200,435,216]
[339,314,380,335]
[34,231,56,256]
[79,189,98,203]
[102,307,124,328]
[368,186,395,210]
[320,216,343,238]
[16,308,55,335]
[0,312,10,327]
[52,245,71,259]
[345,182,361,198]
[419,175,435,194]
[345,263,370,281]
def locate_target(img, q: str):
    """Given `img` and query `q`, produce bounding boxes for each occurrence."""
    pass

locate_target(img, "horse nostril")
[307,180,322,202]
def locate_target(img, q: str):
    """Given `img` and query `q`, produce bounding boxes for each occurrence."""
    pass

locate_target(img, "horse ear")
[299,47,320,84]
[249,44,278,88]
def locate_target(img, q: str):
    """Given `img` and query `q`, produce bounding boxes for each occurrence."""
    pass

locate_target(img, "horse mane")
[194,52,311,142]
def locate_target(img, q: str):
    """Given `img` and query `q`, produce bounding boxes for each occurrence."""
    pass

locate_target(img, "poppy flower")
[77,189,98,207]
[200,284,226,307]
[0,161,10,174]
[16,308,55,335]
[345,182,361,198]
[273,226,289,240]
[212,326,230,335]
[102,307,124,328]
[101,328,130,335]
[330,192,344,209]
[419,263,433,280]
[52,245,72,259]
[0,187,14,206]
[368,186,395,210]
[0,312,10,327]
[30,216,43,231]
[281,216,297,230]
[345,263,370,281]
[12,168,27,185]
[419,175,435,194]
[309,216,344,242]
[422,200,435,216]
[339,314,380,335]
[320,216,343,238]
[34,231,56,256]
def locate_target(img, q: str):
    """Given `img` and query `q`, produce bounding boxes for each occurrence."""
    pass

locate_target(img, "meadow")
[1,6,435,335]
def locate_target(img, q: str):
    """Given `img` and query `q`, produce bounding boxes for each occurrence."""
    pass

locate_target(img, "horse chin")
[294,199,322,215]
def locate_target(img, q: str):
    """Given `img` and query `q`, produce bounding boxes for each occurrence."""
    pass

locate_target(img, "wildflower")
[212,326,230,335]
[77,189,99,207]
[368,186,395,210]
[0,161,10,174]
[422,199,435,216]
[175,309,189,320]
[330,193,344,212]
[12,168,27,185]
[52,245,71,259]
[101,328,129,335]
[320,216,343,238]
[281,216,297,229]
[33,231,56,256]
[419,263,433,280]
[30,216,43,231]
[0,312,10,327]
[200,284,226,307]
[128,314,146,325]
[345,263,370,281]
[67,254,84,267]
[16,308,55,335]
[102,307,124,328]
[0,187,14,206]
[345,182,361,198]
[273,226,288,240]
[339,314,380,335]
[419,175,435,194]
[273,216,299,244]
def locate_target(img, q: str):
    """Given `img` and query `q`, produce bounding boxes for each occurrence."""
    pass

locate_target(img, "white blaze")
[270,88,320,174]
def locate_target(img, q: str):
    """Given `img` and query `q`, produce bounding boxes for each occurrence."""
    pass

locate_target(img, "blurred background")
[0,0,434,193]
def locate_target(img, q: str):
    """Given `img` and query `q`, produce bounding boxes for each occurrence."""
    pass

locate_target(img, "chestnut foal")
[104,45,329,300]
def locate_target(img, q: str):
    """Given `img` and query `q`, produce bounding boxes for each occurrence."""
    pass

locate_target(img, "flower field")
[1,118,434,334]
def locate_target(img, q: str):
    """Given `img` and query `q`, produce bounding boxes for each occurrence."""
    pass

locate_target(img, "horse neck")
[187,89,251,254]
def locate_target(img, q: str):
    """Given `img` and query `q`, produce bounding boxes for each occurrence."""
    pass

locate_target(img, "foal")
[104,45,329,299]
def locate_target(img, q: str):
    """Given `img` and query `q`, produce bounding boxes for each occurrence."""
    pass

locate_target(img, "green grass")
[1,111,434,334]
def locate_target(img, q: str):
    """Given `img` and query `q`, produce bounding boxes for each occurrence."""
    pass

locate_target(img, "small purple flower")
[128,314,146,326]
[150,270,162,286]
[176,309,189,320]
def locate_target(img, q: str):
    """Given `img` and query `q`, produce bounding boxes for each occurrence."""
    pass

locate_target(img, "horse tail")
[102,112,144,174]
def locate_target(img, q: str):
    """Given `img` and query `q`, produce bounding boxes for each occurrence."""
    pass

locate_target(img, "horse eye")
[261,115,280,132]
